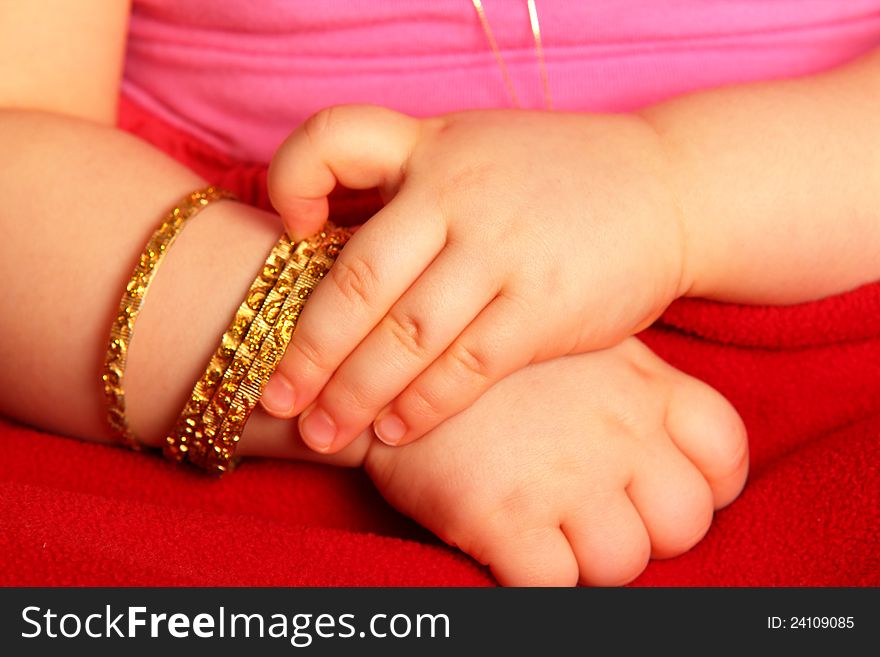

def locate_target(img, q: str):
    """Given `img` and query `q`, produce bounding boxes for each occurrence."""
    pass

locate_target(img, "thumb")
[268,104,422,241]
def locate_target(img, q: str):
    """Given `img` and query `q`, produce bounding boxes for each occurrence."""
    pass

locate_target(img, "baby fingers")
[260,191,445,420]
[374,291,535,446]
[295,245,499,451]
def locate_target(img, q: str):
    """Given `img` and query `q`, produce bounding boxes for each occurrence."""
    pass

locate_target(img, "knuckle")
[671,485,715,556]
[328,254,377,306]
[301,106,337,149]
[622,353,661,389]
[448,501,506,559]
[288,330,330,373]
[401,382,447,421]
[327,375,380,416]
[384,309,429,359]
[522,561,579,588]
[436,161,493,201]
[461,474,551,541]
[602,407,644,446]
[688,491,716,549]
[434,166,497,229]
[494,484,548,529]
[582,534,651,587]
[447,341,492,383]
[713,408,749,480]
[411,471,488,552]
[613,537,652,586]
[497,288,531,317]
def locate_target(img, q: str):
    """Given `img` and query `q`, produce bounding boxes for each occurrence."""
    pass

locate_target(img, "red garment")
[1,97,877,586]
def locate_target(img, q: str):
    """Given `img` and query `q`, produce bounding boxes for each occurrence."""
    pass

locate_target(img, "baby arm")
[643,46,880,304]
[0,109,369,467]
[0,2,367,465]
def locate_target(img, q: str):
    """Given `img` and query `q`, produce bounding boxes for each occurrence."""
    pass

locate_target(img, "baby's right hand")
[262,106,688,453]
[364,338,748,586]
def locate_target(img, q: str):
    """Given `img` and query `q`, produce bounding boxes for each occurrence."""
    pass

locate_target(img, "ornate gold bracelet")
[103,184,351,473]
[102,186,235,449]
[162,234,297,465]
[166,223,351,475]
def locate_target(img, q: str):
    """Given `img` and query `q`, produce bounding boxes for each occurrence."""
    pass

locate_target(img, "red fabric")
[1,97,877,586]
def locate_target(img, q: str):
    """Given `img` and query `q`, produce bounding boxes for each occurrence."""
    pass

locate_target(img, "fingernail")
[374,413,407,446]
[300,406,337,451]
[260,373,296,416]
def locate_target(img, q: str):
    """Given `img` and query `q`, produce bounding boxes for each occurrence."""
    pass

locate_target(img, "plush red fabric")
[1,97,877,586]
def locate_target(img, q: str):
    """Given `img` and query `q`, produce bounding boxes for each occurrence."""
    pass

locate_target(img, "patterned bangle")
[162,233,297,465]
[167,223,351,474]
[102,185,235,450]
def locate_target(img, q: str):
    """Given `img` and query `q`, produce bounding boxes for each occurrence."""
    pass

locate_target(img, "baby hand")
[364,338,748,586]
[263,106,689,452]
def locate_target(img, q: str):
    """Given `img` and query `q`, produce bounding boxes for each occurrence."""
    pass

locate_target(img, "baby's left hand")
[262,105,691,452]
[365,338,749,586]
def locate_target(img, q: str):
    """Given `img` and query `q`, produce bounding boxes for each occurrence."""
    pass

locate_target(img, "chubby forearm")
[642,46,880,304]
[0,109,367,466]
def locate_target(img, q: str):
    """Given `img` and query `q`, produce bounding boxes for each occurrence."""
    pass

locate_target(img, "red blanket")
[1,98,877,586]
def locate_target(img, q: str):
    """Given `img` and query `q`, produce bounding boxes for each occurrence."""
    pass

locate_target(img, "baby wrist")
[636,109,713,302]
[102,185,352,474]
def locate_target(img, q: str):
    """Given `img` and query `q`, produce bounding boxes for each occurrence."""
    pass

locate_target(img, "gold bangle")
[102,185,235,450]
[162,233,297,465]
[171,223,351,474]
[194,237,318,438]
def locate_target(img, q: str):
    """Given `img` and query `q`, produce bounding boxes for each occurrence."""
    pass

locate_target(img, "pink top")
[123,0,880,163]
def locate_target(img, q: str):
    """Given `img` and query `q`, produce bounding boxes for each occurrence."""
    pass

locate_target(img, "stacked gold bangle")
[164,223,348,474]
[102,186,235,450]
[103,185,350,474]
